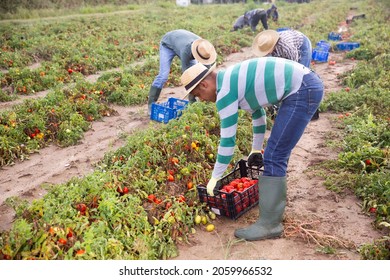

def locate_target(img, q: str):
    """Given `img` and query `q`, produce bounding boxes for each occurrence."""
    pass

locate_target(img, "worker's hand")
[247,150,263,167]
[206,177,220,196]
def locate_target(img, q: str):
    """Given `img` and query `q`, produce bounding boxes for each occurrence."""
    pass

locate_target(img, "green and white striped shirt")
[212,57,310,178]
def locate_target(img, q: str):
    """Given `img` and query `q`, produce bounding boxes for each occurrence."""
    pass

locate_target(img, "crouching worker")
[266,4,279,22]
[244,8,269,31]
[180,57,323,241]
[252,29,319,120]
[231,15,249,32]
[147,29,217,115]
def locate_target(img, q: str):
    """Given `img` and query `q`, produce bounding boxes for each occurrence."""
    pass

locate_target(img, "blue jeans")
[263,71,323,177]
[152,42,196,89]
[298,35,312,68]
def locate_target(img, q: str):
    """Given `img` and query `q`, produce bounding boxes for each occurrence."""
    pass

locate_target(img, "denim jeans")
[298,35,312,68]
[152,42,196,89]
[263,71,323,177]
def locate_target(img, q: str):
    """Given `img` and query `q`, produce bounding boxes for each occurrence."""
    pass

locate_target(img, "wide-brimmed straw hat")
[252,30,280,57]
[181,62,216,94]
[191,39,217,65]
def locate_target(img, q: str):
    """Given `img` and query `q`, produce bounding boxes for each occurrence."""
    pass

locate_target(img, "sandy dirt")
[0,38,382,260]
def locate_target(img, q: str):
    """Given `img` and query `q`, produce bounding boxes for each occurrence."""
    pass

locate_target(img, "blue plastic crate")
[150,97,189,124]
[276,27,290,32]
[336,42,360,51]
[312,48,329,62]
[328,32,342,41]
[316,40,331,52]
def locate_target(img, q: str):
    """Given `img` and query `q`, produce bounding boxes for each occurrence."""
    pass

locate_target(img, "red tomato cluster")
[116,186,129,196]
[220,177,258,195]
[27,127,41,139]
[206,177,259,217]
[76,203,87,216]
[147,194,162,204]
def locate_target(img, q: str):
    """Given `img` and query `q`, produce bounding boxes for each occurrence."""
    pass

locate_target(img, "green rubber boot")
[188,93,196,104]
[234,176,286,241]
[147,86,162,116]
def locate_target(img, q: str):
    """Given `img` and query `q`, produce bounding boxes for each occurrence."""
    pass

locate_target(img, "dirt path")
[0,39,382,260]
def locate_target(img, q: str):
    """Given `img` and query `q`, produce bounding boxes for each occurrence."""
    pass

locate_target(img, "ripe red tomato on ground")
[147,194,156,203]
[58,238,67,245]
[167,174,174,182]
[177,195,186,203]
[76,249,85,256]
[76,203,87,212]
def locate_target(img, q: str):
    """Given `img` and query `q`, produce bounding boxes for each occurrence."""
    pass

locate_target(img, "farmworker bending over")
[252,29,319,119]
[147,29,216,115]
[266,4,279,22]
[180,57,323,241]
[231,15,249,32]
[244,9,268,32]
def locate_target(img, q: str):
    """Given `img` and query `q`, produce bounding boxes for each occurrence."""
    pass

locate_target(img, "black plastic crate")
[197,159,263,220]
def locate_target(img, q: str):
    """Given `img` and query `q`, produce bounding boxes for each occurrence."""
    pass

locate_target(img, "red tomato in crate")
[241,177,249,183]
[225,185,235,193]
[233,192,242,204]
[236,183,244,191]
[235,204,243,214]
[250,179,258,185]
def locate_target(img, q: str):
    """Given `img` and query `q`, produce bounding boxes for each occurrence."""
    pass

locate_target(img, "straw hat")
[252,30,280,57]
[181,62,216,94]
[191,39,217,65]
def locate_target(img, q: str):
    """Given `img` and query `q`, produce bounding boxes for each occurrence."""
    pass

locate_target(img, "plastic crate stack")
[336,42,360,51]
[312,40,331,63]
[328,31,360,51]
[328,32,342,41]
[150,97,189,124]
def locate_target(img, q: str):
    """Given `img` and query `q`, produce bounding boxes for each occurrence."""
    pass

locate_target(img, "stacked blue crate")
[328,32,342,41]
[312,40,331,63]
[150,98,189,124]
[336,42,360,51]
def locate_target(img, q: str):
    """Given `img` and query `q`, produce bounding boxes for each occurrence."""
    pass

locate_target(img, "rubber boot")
[311,109,320,121]
[148,86,162,116]
[234,175,286,241]
[188,93,196,104]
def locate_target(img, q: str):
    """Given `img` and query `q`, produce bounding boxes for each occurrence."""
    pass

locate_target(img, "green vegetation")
[0,0,389,259]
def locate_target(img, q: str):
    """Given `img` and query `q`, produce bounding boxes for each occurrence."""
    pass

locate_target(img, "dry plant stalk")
[283,215,356,250]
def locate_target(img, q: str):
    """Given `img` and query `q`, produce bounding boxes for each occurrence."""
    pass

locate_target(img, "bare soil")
[0,46,382,260]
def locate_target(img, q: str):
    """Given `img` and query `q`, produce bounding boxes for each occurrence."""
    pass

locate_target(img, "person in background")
[266,4,279,22]
[180,57,323,241]
[252,29,319,120]
[231,15,249,32]
[147,29,216,115]
[244,8,269,32]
